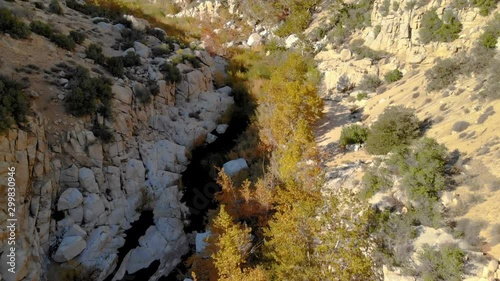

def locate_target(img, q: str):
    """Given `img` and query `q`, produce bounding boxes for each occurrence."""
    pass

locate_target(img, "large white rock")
[123,159,145,195]
[126,227,167,274]
[216,124,229,134]
[247,33,262,46]
[83,194,105,223]
[113,84,133,105]
[216,86,232,95]
[134,41,151,58]
[285,34,300,48]
[79,168,99,193]
[222,158,248,177]
[196,231,211,253]
[61,165,79,185]
[58,188,83,211]
[123,15,149,31]
[53,236,87,263]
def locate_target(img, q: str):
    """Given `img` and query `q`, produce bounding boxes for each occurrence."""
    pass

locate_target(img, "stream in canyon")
[111,103,250,280]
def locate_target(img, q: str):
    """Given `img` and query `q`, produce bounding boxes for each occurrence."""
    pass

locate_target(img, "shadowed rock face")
[0,2,236,279]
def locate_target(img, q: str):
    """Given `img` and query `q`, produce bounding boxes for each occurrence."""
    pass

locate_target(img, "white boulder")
[79,168,99,193]
[216,124,229,134]
[247,33,262,46]
[196,231,211,253]
[83,194,105,223]
[53,236,87,263]
[222,158,248,177]
[285,34,299,48]
[58,188,83,211]
[134,41,151,58]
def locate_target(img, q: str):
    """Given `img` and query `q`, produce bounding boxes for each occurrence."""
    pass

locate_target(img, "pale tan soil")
[315,57,500,257]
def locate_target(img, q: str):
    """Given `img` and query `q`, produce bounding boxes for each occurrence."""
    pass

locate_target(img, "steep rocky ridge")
[0,1,233,280]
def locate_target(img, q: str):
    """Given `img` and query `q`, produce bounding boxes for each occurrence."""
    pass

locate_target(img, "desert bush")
[30,20,55,37]
[384,69,403,83]
[339,124,369,148]
[92,123,113,143]
[274,0,319,37]
[0,8,31,39]
[451,121,469,132]
[327,0,373,45]
[452,219,486,249]
[365,106,420,155]
[357,74,382,92]
[122,51,140,67]
[389,137,448,200]
[0,75,30,134]
[360,165,393,199]
[160,63,181,83]
[419,9,462,43]
[351,44,388,61]
[470,0,499,15]
[479,14,500,48]
[34,2,45,9]
[182,54,201,68]
[50,33,76,50]
[477,106,495,124]
[65,66,113,117]
[337,74,355,93]
[380,0,391,16]
[49,0,63,15]
[134,85,152,104]
[425,58,462,92]
[69,30,86,44]
[151,45,171,57]
[417,244,464,281]
[105,56,124,77]
[357,92,368,101]
[85,44,105,65]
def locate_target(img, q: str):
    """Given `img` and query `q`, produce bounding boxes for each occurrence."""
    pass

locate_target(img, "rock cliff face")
[0,5,233,281]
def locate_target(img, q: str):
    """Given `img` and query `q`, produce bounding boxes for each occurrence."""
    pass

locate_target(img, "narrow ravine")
[105,102,250,281]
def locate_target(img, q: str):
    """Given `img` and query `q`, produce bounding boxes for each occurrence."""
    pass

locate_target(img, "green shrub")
[451,121,469,132]
[122,51,141,67]
[85,44,105,65]
[356,92,368,101]
[0,75,30,134]
[152,45,171,57]
[92,123,113,143]
[50,33,76,50]
[69,30,86,44]
[34,2,45,9]
[274,0,319,37]
[0,8,31,39]
[358,74,382,92]
[30,20,54,37]
[328,0,373,45]
[105,57,124,77]
[417,244,464,281]
[389,138,448,200]
[470,0,499,16]
[49,0,63,15]
[134,86,152,104]
[65,66,113,117]
[360,165,393,199]
[384,69,403,83]
[425,58,462,92]
[339,124,369,148]
[160,63,181,83]
[351,39,388,61]
[365,106,420,155]
[479,14,500,48]
[182,54,201,68]
[419,9,462,43]
[380,0,391,16]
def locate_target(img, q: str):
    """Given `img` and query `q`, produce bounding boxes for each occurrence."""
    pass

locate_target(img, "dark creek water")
[106,110,249,281]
